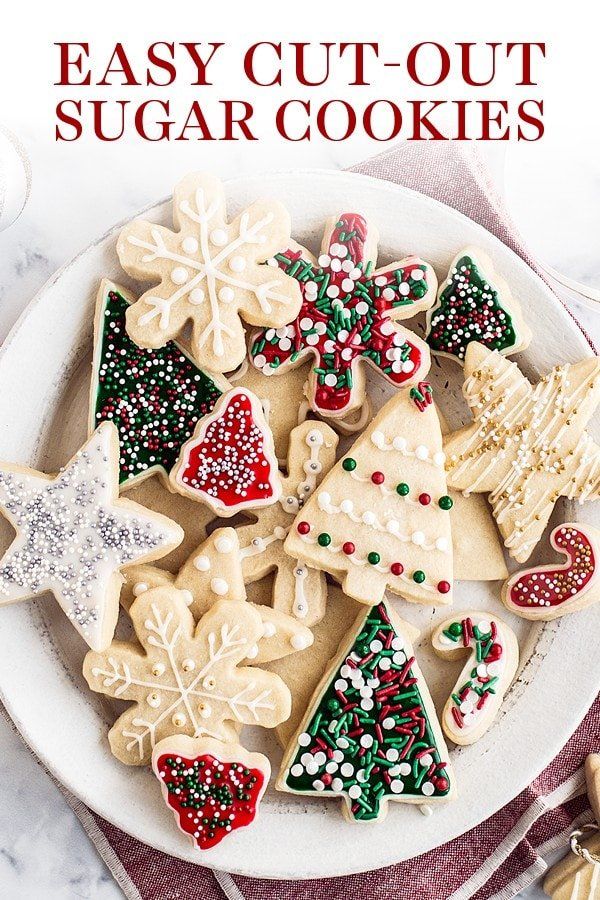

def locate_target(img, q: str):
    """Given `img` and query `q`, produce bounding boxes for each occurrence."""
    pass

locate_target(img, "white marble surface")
[0,136,598,899]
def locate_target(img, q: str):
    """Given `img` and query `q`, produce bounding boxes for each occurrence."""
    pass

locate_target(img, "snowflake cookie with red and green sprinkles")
[501,523,600,622]
[249,212,436,419]
[425,247,531,365]
[90,280,226,489]
[432,612,519,746]
[152,735,270,850]
[277,602,455,821]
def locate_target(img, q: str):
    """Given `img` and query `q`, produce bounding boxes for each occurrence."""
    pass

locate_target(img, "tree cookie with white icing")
[117,172,302,373]
[284,382,453,606]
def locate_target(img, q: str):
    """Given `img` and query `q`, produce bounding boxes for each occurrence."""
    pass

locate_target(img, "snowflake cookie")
[170,387,281,515]
[117,172,302,373]
[0,422,183,651]
[83,585,291,765]
[236,420,339,626]
[249,212,436,418]
[152,735,270,850]
[444,343,600,562]
[432,612,519,746]
[426,247,531,364]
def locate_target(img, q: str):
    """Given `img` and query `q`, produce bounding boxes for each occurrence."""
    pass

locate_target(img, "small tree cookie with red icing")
[170,388,281,516]
[284,382,453,606]
[432,612,519,746]
[501,523,600,621]
[249,213,435,419]
[152,735,270,850]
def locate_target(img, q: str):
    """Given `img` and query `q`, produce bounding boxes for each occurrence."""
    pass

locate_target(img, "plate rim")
[0,167,597,880]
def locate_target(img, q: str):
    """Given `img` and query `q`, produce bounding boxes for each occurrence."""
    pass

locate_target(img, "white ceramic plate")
[0,170,598,880]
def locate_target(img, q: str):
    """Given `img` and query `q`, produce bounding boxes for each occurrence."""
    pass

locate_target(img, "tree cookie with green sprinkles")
[425,247,531,365]
[284,383,453,607]
[152,734,270,849]
[277,601,455,822]
[432,611,518,746]
[250,212,436,419]
[90,280,228,490]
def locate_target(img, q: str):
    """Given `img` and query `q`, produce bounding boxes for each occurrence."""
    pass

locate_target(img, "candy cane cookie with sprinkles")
[249,212,436,419]
[432,612,519,746]
[501,523,600,621]
[277,601,455,821]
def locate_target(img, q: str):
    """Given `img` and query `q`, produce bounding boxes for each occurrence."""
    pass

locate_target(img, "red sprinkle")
[342,541,355,555]
[418,493,431,506]
[371,471,385,484]
[297,521,310,535]
[391,562,404,576]
[437,580,451,594]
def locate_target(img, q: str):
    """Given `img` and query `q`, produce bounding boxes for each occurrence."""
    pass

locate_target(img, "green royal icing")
[284,603,451,821]
[93,289,222,486]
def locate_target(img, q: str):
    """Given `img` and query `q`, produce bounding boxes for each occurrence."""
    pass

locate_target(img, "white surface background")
[0,1,598,897]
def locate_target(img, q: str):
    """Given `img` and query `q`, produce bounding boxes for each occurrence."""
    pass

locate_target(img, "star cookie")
[0,422,183,651]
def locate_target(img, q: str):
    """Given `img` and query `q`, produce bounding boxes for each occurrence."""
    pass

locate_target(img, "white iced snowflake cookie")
[432,611,519,746]
[0,422,183,651]
[117,172,302,373]
[83,585,292,766]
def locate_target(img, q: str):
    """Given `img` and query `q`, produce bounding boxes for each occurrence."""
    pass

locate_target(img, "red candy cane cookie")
[501,523,600,621]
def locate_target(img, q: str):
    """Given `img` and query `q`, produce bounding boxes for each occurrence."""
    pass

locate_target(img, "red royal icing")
[508,525,596,610]
[156,751,265,850]
[178,390,277,510]
[251,214,431,415]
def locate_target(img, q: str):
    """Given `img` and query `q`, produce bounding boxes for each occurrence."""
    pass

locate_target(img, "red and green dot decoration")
[93,289,221,486]
[426,254,517,361]
[442,617,504,732]
[283,602,452,820]
[155,750,265,850]
[250,212,432,415]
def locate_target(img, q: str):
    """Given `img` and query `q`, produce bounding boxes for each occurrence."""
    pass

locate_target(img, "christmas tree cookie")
[426,247,531,364]
[502,523,600,620]
[170,387,281,516]
[432,612,519,746]
[152,734,270,850]
[277,601,455,821]
[90,280,227,490]
[445,343,600,562]
[236,420,339,626]
[84,585,291,765]
[117,172,302,373]
[284,383,453,606]
[250,212,436,419]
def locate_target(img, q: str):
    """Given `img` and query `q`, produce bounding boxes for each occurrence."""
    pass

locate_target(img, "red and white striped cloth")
[3,143,598,900]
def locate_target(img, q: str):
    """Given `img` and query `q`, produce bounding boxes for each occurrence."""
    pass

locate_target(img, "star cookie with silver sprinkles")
[0,422,183,651]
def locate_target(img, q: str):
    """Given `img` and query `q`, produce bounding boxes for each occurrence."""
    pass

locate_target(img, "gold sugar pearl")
[172,712,187,727]
[182,658,195,672]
